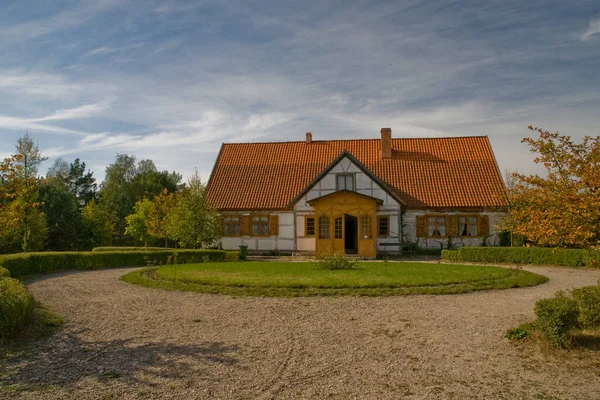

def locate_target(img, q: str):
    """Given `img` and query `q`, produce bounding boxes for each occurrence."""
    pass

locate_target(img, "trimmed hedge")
[92,247,172,252]
[0,266,10,278]
[0,250,240,278]
[0,278,35,339]
[442,247,600,267]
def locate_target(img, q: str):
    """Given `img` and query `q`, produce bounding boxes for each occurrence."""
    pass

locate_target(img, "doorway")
[344,214,358,254]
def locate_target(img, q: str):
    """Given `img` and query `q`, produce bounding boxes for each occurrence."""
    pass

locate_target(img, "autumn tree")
[0,134,48,253]
[167,172,220,249]
[505,126,600,248]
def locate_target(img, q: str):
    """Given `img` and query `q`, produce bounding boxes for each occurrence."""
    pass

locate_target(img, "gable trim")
[286,150,406,208]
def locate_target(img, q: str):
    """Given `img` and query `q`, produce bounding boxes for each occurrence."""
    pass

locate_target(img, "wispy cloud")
[581,17,600,41]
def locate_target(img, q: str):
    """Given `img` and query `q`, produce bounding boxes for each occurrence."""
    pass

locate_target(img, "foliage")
[534,292,580,347]
[125,199,156,247]
[505,323,533,341]
[0,148,48,254]
[81,201,114,249]
[147,188,175,248]
[47,157,97,208]
[441,246,600,267]
[122,261,547,297]
[39,180,83,251]
[0,250,238,277]
[167,172,220,249]
[0,266,10,278]
[92,246,170,252]
[504,126,600,248]
[571,283,600,328]
[0,278,35,339]
[316,252,356,270]
[99,155,182,245]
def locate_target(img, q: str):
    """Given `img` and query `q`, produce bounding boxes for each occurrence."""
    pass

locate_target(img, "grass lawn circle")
[121,261,548,297]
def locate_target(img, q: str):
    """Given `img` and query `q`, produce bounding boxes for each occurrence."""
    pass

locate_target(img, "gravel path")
[2,265,600,399]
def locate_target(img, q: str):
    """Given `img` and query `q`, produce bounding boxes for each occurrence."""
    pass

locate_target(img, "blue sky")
[1,0,600,183]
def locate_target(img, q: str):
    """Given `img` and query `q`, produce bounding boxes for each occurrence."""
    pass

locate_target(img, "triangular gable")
[307,189,384,206]
[287,150,406,208]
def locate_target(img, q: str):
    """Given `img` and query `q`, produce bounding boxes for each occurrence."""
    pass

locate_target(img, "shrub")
[505,323,533,341]
[441,246,600,268]
[441,250,461,262]
[571,283,600,328]
[534,292,580,347]
[0,250,240,278]
[92,247,170,252]
[316,253,356,270]
[0,266,10,278]
[0,278,35,339]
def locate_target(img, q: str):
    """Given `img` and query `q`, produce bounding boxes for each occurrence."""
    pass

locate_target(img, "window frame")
[336,173,355,191]
[426,216,447,238]
[318,215,330,239]
[222,215,241,237]
[377,216,390,238]
[251,215,270,237]
[305,216,316,237]
[360,215,373,240]
[458,215,479,237]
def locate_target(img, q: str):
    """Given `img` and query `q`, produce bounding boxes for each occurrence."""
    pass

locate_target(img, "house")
[206,128,507,257]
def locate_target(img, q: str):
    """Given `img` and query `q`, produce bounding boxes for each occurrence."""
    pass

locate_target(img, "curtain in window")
[468,217,478,236]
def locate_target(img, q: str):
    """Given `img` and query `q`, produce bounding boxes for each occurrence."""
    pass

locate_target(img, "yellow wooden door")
[310,191,378,258]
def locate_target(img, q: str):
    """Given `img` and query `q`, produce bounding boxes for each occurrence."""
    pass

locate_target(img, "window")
[459,216,478,237]
[427,217,446,237]
[334,217,343,239]
[318,215,330,239]
[252,215,269,236]
[360,215,373,239]
[336,174,354,191]
[378,216,389,238]
[305,216,315,237]
[417,214,488,238]
[223,216,240,236]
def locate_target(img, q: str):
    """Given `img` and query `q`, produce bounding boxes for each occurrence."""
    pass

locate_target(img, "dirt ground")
[2,265,600,400]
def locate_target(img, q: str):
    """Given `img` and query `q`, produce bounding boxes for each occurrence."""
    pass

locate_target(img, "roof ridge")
[222,135,490,145]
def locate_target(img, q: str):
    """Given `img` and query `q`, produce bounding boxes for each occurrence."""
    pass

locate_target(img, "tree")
[167,172,221,249]
[0,134,48,253]
[15,131,48,180]
[147,188,175,248]
[505,126,600,248]
[39,180,82,251]
[81,201,114,249]
[99,154,182,245]
[125,199,155,247]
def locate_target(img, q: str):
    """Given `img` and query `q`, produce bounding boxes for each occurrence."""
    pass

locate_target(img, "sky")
[1,0,600,184]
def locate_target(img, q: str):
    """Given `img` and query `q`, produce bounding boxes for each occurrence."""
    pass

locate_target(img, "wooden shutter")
[447,215,458,237]
[269,215,279,236]
[478,215,489,236]
[241,215,251,236]
[218,216,224,235]
[416,216,427,237]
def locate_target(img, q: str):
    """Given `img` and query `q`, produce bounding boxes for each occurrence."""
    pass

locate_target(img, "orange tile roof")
[206,136,508,210]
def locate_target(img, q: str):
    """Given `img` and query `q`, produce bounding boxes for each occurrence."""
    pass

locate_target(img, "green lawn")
[121,261,548,297]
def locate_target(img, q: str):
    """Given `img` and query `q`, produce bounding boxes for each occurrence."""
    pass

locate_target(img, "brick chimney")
[306,132,312,144]
[381,128,392,159]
